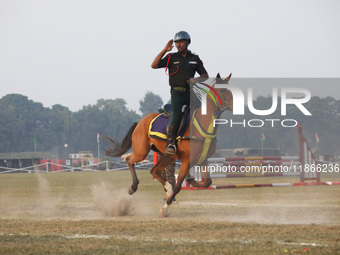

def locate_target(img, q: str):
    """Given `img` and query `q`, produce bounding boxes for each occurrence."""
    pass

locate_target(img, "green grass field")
[0,170,339,254]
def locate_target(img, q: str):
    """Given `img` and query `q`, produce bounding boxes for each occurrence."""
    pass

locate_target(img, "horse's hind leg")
[125,154,140,195]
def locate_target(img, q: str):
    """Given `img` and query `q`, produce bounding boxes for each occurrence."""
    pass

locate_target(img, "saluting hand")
[151,39,174,69]
[163,39,174,52]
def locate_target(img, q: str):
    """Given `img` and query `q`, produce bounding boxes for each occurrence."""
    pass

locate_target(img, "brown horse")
[104,73,233,215]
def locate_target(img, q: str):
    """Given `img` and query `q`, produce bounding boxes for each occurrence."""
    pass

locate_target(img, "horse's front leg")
[150,155,174,198]
[159,159,190,216]
[161,161,176,200]
[186,160,212,188]
[167,160,189,204]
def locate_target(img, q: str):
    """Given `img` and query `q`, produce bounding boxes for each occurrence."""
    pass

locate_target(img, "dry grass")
[0,170,339,254]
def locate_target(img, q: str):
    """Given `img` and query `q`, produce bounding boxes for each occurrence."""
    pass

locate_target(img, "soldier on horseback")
[151,31,209,155]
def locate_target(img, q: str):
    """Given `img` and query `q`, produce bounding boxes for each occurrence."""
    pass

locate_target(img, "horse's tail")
[104,122,138,157]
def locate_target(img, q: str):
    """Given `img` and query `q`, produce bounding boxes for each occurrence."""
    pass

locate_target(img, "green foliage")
[0,94,52,152]
[139,91,163,117]
[0,94,140,156]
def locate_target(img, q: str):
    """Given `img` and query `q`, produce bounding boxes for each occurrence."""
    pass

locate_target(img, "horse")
[104,73,233,216]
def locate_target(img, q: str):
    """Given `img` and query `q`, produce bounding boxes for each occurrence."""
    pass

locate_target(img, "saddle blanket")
[149,113,190,141]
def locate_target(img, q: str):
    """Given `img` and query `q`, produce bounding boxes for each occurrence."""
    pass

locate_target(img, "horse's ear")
[214,73,222,87]
[224,73,232,83]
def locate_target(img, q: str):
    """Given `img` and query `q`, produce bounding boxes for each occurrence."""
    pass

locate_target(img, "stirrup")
[165,144,176,155]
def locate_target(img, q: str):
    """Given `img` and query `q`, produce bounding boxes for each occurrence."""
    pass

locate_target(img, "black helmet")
[174,31,191,44]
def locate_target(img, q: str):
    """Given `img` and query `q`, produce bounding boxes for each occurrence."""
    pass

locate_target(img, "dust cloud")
[0,171,62,217]
[34,170,61,213]
[90,182,157,217]
[91,182,134,217]
[0,171,157,219]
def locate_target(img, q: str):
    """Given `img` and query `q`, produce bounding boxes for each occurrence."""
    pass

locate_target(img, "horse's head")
[213,73,233,112]
[191,73,233,115]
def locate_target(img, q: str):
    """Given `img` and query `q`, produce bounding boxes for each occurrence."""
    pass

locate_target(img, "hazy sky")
[1,0,339,113]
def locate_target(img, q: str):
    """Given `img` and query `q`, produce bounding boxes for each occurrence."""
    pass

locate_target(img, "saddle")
[149,104,190,142]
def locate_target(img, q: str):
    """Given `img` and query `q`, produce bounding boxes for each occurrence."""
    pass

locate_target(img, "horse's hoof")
[128,187,135,195]
[128,184,138,195]
[165,197,174,205]
[159,203,170,217]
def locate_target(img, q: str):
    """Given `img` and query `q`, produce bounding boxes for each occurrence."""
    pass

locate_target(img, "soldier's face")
[175,40,188,53]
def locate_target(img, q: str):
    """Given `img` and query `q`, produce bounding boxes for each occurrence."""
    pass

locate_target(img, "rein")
[218,88,233,112]
[198,82,233,115]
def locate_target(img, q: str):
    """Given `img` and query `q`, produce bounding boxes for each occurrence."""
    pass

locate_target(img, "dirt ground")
[0,170,339,254]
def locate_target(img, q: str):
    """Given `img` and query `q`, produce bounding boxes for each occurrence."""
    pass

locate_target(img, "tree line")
[0,93,339,157]
[0,92,163,157]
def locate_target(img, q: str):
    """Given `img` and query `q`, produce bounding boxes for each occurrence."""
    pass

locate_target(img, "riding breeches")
[170,88,190,132]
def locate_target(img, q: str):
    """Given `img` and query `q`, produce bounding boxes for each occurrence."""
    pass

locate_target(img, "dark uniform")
[158,51,207,132]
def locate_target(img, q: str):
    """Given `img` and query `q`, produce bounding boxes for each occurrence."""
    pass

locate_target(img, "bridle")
[197,82,233,116]
[217,87,233,112]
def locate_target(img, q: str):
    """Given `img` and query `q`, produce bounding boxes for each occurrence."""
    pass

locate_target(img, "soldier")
[151,31,209,155]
